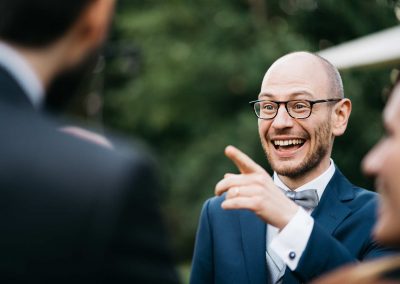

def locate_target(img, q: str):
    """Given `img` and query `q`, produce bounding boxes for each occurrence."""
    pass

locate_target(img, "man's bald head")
[263,51,344,99]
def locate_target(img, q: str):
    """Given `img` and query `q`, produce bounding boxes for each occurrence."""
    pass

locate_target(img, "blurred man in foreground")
[313,74,400,284]
[0,0,179,283]
[190,52,394,284]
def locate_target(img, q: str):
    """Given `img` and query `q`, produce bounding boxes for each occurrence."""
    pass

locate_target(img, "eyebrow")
[258,91,314,100]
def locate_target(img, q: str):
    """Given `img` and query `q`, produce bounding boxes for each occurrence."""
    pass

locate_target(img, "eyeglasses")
[249,98,342,120]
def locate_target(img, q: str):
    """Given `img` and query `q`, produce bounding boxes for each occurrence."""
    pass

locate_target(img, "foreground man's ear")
[63,0,116,67]
[79,0,116,47]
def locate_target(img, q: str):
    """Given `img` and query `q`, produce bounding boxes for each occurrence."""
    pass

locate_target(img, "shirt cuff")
[270,207,314,270]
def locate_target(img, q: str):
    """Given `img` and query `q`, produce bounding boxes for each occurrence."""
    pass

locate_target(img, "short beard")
[263,118,332,179]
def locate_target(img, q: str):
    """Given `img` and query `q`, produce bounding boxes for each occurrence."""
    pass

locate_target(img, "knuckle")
[254,174,267,185]
[227,188,235,198]
[252,196,263,209]
[232,200,239,207]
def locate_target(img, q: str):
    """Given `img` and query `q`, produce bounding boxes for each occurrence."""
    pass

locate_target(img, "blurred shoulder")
[0,101,158,193]
[313,255,400,284]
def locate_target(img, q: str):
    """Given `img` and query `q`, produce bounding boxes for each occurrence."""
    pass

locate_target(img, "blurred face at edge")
[363,81,400,246]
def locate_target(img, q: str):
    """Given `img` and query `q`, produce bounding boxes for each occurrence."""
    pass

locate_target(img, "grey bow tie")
[281,188,319,209]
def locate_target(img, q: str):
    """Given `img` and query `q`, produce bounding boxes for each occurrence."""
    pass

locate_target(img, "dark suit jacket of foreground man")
[191,168,392,284]
[0,66,179,283]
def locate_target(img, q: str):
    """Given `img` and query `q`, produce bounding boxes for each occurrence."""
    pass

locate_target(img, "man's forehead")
[261,54,329,95]
[267,52,324,72]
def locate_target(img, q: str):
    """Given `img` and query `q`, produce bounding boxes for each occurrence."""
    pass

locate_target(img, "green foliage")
[101,0,399,261]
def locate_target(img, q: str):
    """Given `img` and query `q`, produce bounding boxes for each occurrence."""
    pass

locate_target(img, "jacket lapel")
[239,210,267,284]
[282,168,354,284]
[311,168,354,235]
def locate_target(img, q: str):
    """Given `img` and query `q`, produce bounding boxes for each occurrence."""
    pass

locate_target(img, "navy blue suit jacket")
[190,169,393,284]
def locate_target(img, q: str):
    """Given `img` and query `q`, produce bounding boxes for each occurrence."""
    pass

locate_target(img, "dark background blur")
[56,0,400,280]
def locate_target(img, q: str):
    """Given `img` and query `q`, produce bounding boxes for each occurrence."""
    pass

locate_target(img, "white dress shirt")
[0,41,44,108]
[267,159,336,271]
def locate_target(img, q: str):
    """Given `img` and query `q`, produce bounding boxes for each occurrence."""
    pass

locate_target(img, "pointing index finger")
[225,145,265,174]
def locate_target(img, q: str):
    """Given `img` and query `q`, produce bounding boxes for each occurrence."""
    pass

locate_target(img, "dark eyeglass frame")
[249,98,342,120]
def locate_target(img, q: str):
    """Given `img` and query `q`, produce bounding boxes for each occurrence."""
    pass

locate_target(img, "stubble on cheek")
[260,119,332,178]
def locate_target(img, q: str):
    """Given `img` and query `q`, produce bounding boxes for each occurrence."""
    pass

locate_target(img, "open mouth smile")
[272,139,305,151]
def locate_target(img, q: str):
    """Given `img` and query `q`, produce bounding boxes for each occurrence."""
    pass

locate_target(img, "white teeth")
[273,139,304,146]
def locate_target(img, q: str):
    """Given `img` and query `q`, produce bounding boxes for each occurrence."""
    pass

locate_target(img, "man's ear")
[77,0,115,48]
[65,0,115,66]
[332,98,352,137]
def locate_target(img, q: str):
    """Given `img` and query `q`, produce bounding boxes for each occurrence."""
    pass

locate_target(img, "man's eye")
[261,103,275,110]
[293,103,307,109]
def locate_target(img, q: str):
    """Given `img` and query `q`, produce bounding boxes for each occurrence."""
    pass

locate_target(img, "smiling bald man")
[190,51,395,284]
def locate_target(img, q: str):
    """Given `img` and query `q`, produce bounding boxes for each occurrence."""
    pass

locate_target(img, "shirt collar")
[0,41,44,108]
[273,159,336,201]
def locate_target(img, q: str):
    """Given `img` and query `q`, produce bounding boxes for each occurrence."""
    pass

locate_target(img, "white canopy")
[318,25,400,70]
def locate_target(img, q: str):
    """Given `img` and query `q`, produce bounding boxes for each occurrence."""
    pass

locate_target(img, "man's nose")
[362,140,386,177]
[271,104,294,129]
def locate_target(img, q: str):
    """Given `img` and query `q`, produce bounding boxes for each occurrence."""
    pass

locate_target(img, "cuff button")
[289,251,296,260]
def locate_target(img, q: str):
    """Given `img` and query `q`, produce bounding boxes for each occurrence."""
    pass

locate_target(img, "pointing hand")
[215,145,299,229]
